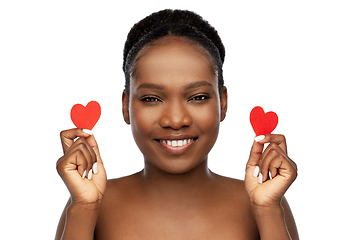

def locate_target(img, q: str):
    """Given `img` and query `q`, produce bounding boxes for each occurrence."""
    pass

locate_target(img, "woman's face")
[123,37,227,174]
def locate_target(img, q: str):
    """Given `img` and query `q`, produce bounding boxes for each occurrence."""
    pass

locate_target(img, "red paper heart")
[250,106,278,136]
[70,101,101,130]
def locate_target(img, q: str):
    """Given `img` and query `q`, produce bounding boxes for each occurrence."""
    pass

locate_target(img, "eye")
[141,96,161,102]
[189,94,210,102]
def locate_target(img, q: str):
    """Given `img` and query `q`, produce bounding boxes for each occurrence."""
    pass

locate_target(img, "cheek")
[130,102,157,136]
[129,103,162,159]
[129,103,158,155]
[191,101,221,135]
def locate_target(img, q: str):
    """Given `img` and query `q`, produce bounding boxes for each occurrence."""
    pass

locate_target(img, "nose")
[159,101,192,130]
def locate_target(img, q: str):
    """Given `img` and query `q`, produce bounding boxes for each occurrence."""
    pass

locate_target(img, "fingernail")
[83,129,93,135]
[88,169,93,180]
[92,162,98,174]
[82,170,87,179]
[254,135,265,142]
[253,166,260,177]
[258,173,263,184]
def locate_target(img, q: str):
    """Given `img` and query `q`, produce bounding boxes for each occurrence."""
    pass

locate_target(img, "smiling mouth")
[156,138,195,147]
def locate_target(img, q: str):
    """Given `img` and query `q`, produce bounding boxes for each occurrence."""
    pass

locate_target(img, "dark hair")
[123,9,225,94]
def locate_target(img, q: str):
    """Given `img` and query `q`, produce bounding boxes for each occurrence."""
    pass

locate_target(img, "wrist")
[252,204,291,240]
[69,198,103,211]
[66,201,102,222]
[252,203,284,219]
[250,195,284,212]
[60,201,101,240]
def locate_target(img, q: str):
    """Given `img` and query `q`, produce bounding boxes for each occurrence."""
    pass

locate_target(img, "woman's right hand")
[56,128,107,208]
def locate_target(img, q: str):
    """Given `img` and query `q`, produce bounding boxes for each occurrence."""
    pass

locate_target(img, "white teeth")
[161,139,194,147]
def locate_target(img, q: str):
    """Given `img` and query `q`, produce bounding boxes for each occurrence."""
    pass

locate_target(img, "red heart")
[70,101,101,130]
[250,106,278,136]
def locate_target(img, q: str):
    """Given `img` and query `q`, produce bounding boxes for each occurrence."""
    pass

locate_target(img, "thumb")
[245,139,264,192]
[246,140,264,171]
[85,133,107,196]
[245,140,263,185]
[84,134,103,164]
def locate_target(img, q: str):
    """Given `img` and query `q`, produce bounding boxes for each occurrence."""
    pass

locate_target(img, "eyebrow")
[136,80,213,91]
[136,83,164,91]
[184,81,213,91]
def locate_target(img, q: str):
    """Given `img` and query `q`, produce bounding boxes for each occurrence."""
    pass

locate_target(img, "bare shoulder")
[101,171,143,202]
[211,172,249,200]
[207,173,259,238]
[98,172,143,212]
[207,172,251,209]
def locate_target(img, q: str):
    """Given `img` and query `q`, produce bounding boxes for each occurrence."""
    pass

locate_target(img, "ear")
[122,90,130,124]
[220,86,228,122]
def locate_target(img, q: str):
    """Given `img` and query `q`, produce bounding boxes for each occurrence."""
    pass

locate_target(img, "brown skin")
[56,37,299,240]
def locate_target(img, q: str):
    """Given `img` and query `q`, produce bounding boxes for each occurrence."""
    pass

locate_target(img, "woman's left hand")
[245,134,297,207]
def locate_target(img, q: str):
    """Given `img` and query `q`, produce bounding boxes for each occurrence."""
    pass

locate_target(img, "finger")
[255,134,287,170]
[254,134,287,154]
[67,137,96,163]
[257,142,285,172]
[60,128,93,154]
[259,147,285,181]
[57,148,88,180]
[69,141,97,179]
[260,147,297,184]
[75,149,88,178]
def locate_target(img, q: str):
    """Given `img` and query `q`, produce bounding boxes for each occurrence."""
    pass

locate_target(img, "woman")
[56,9,298,239]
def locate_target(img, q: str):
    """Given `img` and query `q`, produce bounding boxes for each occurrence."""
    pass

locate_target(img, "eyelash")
[140,94,210,103]
[188,94,210,102]
[140,96,161,102]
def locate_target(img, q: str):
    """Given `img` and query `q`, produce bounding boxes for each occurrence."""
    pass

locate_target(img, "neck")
[140,157,215,195]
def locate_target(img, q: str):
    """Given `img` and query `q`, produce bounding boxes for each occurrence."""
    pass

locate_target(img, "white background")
[1,1,359,239]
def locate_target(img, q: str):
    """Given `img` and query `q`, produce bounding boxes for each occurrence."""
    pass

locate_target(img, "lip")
[154,135,198,155]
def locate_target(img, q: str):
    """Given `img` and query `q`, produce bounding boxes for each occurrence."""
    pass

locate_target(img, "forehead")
[131,37,217,90]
